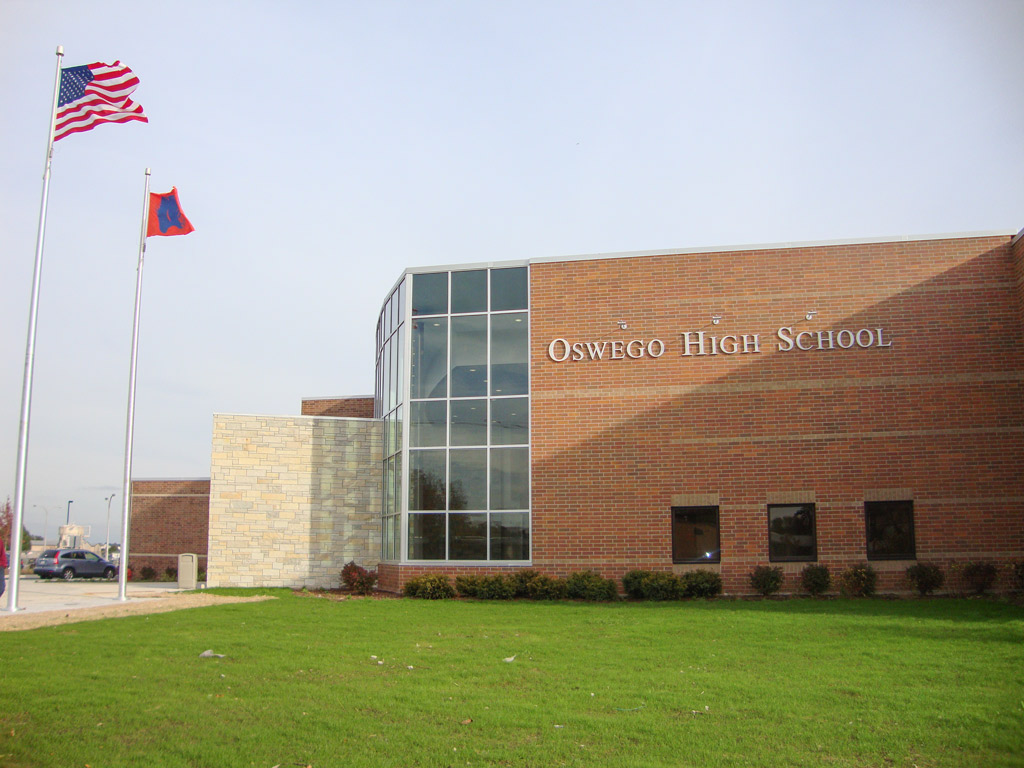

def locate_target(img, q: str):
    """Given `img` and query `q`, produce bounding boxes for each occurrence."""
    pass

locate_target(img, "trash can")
[178,553,198,590]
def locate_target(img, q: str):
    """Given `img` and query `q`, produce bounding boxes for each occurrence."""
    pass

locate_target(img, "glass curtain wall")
[406,266,530,562]
[375,280,405,561]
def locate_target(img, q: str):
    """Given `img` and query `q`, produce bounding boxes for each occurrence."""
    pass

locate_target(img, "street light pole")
[105,494,115,560]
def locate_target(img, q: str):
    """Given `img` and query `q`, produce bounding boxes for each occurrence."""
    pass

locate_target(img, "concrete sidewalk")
[1,575,188,617]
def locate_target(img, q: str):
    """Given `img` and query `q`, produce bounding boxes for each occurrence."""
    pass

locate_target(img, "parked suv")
[33,549,118,581]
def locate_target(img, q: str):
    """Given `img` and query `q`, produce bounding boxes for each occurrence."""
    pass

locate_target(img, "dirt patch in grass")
[0,593,275,632]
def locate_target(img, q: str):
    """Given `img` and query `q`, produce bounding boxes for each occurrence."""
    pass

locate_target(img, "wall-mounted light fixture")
[617,320,628,330]
[805,310,817,321]
[711,315,722,325]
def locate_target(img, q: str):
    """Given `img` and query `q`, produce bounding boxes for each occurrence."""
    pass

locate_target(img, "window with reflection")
[768,504,817,562]
[401,265,530,562]
[410,318,448,399]
[865,500,915,560]
[672,506,720,563]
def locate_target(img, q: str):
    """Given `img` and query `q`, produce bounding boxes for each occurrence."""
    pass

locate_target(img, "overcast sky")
[2,0,1022,544]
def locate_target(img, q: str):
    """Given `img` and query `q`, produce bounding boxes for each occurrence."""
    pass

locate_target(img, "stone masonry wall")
[207,414,382,588]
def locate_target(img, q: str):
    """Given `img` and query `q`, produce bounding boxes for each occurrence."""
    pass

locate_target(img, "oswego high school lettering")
[547,326,893,361]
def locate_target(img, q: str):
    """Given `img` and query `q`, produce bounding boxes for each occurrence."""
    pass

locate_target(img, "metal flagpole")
[117,168,151,602]
[5,46,65,613]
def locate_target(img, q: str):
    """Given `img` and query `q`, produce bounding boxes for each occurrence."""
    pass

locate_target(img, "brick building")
[141,228,1024,594]
[375,228,1024,593]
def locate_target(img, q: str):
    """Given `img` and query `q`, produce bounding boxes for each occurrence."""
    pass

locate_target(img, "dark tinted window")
[490,267,528,311]
[451,270,487,314]
[672,506,720,563]
[768,504,816,562]
[865,500,915,560]
[412,272,447,315]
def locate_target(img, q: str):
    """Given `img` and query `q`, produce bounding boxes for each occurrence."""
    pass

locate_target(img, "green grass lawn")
[1,592,1022,767]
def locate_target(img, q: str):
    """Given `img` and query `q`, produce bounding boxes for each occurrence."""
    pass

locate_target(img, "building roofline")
[300,394,374,401]
[530,229,1018,266]
[213,412,378,423]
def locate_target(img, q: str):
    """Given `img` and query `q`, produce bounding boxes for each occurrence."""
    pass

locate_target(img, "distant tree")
[0,498,34,552]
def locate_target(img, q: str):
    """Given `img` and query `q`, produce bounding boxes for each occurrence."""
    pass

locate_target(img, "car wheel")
[61,567,75,581]
[103,567,116,580]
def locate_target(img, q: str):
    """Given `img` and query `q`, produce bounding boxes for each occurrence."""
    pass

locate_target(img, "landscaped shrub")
[961,562,998,595]
[679,569,723,598]
[352,569,378,595]
[455,574,484,598]
[525,574,569,600]
[839,563,877,597]
[622,570,653,599]
[403,574,455,599]
[140,566,157,581]
[1013,561,1024,591]
[476,575,516,600]
[566,571,618,601]
[800,564,831,596]
[639,572,680,601]
[509,569,541,597]
[749,565,784,596]
[341,561,366,590]
[196,569,206,582]
[340,561,377,594]
[163,567,178,581]
[905,563,944,596]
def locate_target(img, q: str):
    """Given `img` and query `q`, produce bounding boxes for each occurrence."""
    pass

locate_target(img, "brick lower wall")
[207,414,382,588]
[129,479,210,577]
[301,396,375,418]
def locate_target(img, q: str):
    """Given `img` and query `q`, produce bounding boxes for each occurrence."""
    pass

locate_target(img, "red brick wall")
[301,396,375,418]
[528,234,1024,594]
[129,479,210,576]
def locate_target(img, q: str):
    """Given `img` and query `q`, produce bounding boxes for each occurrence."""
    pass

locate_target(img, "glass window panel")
[451,399,487,445]
[410,318,448,399]
[490,447,529,510]
[411,401,447,447]
[381,338,391,414]
[451,270,487,314]
[412,272,448,316]
[768,504,817,562]
[449,449,487,510]
[449,513,487,560]
[489,512,529,560]
[865,500,915,560]
[450,315,488,397]
[490,313,528,395]
[397,278,405,325]
[381,515,392,560]
[388,406,402,458]
[385,456,396,516]
[394,450,402,514]
[672,506,720,563]
[384,296,393,338]
[395,324,404,407]
[409,449,446,511]
[391,286,400,330]
[409,514,446,560]
[490,397,528,445]
[490,267,528,311]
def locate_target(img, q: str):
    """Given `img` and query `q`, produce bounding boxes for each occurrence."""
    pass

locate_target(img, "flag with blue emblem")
[54,61,147,141]
[146,188,195,237]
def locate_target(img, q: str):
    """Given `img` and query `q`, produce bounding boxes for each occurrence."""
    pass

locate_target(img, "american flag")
[54,61,147,142]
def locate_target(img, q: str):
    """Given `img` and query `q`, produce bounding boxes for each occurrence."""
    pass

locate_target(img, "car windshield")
[40,550,58,558]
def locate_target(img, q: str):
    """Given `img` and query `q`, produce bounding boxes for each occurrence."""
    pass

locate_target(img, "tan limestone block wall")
[207,414,382,588]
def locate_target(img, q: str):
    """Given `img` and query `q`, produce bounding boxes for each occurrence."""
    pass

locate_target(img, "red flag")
[147,188,194,237]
